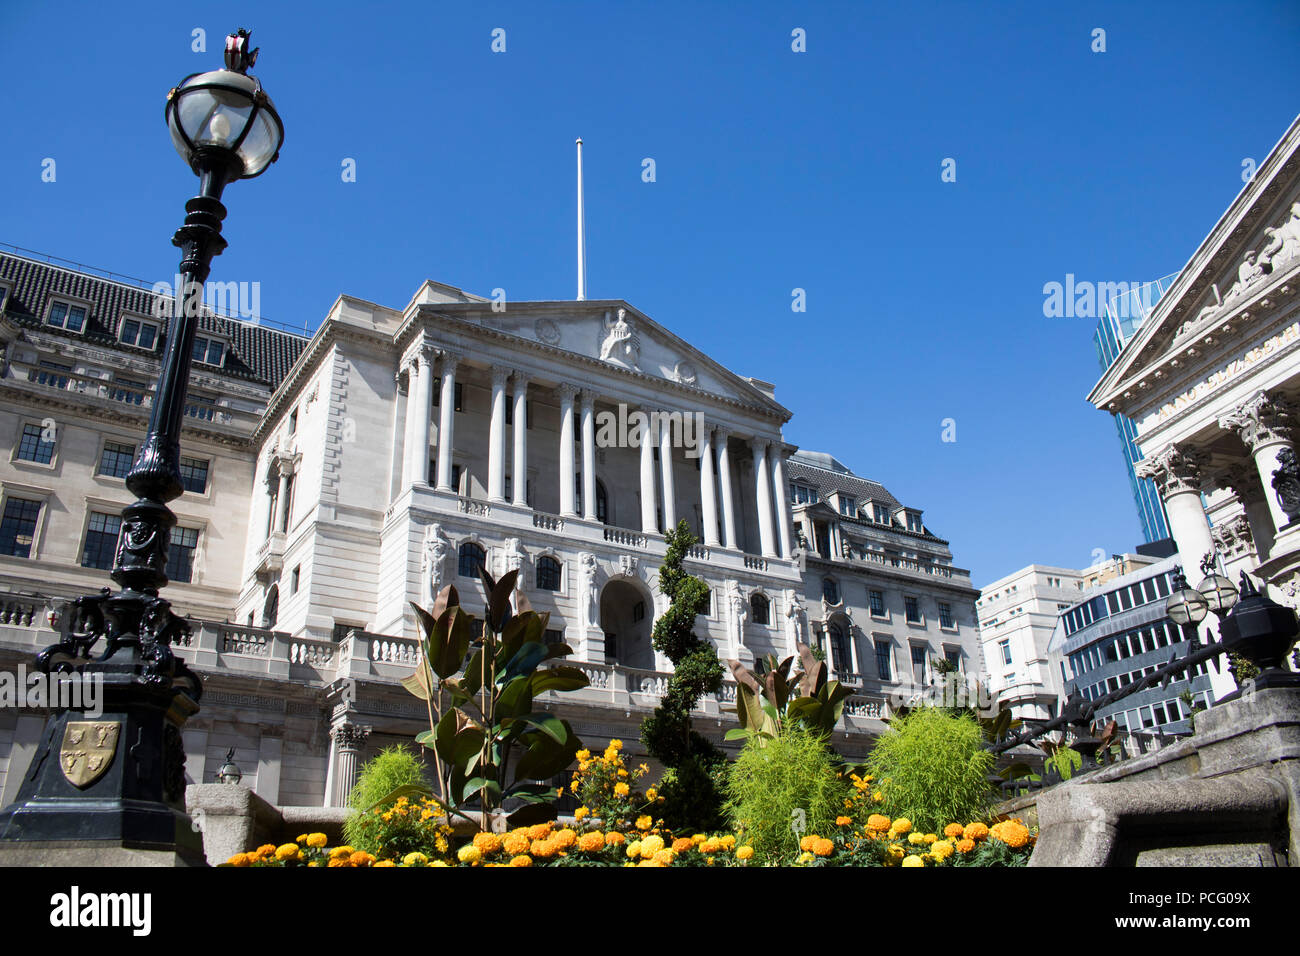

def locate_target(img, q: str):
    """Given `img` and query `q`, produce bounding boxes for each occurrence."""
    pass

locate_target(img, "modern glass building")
[1094,276,1179,544]
[1047,555,1215,735]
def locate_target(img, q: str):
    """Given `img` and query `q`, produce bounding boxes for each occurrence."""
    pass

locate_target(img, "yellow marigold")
[509,855,532,867]
[305,832,328,848]
[645,787,658,801]
[403,852,429,866]
[892,818,912,835]
[908,832,927,845]
[607,739,623,751]
[348,851,375,866]
[553,828,578,849]
[652,849,674,865]
[626,841,642,859]
[836,816,852,826]
[798,851,814,864]
[635,815,653,831]
[931,840,954,861]
[637,858,666,867]
[719,835,736,850]
[503,833,529,855]
[255,843,277,857]
[576,749,591,761]
[922,833,938,845]
[226,853,251,867]
[799,834,817,852]
[872,791,884,803]
[614,782,630,797]
[574,806,589,821]
[374,860,397,867]
[327,858,348,867]
[616,768,628,778]
[812,837,834,857]
[963,822,989,841]
[577,832,605,852]
[530,838,558,859]
[901,855,924,867]
[956,838,976,853]
[569,779,580,793]
[275,843,300,861]
[943,823,965,839]
[736,845,754,861]
[526,823,553,841]
[295,833,308,843]
[473,832,503,855]
[887,844,906,859]
[605,831,626,846]
[639,834,665,858]
[329,845,355,860]
[701,838,722,854]
[691,834,707,844]
[457,844,482,865]
[866,814,891,833]
[991,820,1031,848]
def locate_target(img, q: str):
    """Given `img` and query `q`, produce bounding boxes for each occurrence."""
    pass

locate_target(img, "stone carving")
[599,308,640,369]
[672,360,697,386]
[1257,201,1300,275]
[534,318,561,346]
[1134,444,1206,496]
[1227,250,1265,301]
[784,589,808,656]
[1219,391,1296,451]
[420,523,450,609]
[1272,447,1300,524]
[618,553,638,578]
[580,552,600,631]
[725,579,748,656]
[1210,515,1255,560]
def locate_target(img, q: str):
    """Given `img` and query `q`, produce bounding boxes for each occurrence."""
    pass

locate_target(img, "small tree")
[639,521,727,831]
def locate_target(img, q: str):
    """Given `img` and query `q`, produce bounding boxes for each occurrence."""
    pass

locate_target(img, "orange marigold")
[552,828,578,850]
[605,831,626,846]
[991,820,1031,848]
[956,838,976,853]
[530,838,558,859]
[812,837,834,857]
[577,832,605,852]
[672,837,694,854]
[799,835,817,852]
[473,832,504,854]
[348,851,375,866]
[866,814,891,833]
[835,816,852,827]
[509,855,532,867]
[502,833,530,856]
[944,823,965,839]
[962,822,990,841]
[527,823,554,841]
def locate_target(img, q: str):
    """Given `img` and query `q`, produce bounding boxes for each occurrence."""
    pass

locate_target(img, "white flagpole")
[576,137,586,301]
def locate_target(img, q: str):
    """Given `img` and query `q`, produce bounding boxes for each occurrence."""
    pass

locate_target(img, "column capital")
[490,364,512,387]
[1218,390,1297,450]
[438,349,463,371]
[417,343,439,364]
[556,383,579,402]
[1134,443,1207,496]
[751,436,771,455]
[329,720,371,750]
[1213,459,1266,504]
[580,390,598,412]
[713,426,731,444]
[511,370,531,389]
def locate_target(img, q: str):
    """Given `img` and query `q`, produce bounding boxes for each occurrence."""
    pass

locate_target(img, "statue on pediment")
[1258,201,1300,274]
[1227,251,1264,301]
[600,308,640,369]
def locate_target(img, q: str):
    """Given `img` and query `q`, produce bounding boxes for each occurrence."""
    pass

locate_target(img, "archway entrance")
[600,579,653,669]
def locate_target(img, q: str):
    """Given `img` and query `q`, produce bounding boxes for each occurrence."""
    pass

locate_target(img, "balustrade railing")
[370,638,422,665]
[219,625,272,657]
[743,556,767,571]
[458,497,491,516]
[532,512,565,532]
[603,527,647,549]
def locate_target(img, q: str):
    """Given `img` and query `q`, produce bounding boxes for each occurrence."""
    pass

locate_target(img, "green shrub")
[343,745,428,852]
[725,723,846,864]
[864,708,994,834]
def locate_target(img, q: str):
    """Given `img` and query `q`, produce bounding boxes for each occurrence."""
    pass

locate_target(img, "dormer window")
[872,503,890,524]
[192,335,226,366]
[46,299,88,334]
[838,494,856,516]
[790,482,818,505]
[119,316,159,350]
[905,512,923,533]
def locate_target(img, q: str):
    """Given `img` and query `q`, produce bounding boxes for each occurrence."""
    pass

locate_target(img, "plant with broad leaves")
[725,643,853,746]
[400,568,589,829]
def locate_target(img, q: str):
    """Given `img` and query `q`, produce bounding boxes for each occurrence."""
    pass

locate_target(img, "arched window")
[828,622,851,676]
[822,577,839,604]
[262,584,279,629]
[458,541,486,579]
[750,593,770,625]
[537,555,562,591]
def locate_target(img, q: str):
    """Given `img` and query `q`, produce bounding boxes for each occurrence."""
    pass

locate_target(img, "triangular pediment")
[1091,115,1300,410]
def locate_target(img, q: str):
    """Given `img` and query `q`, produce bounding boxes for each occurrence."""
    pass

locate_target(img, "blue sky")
[2,1,1298,586]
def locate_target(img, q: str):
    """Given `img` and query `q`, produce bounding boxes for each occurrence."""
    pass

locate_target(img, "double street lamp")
[0,30,284,862]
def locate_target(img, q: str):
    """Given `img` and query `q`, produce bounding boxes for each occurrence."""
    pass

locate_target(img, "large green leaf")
[512,713,568,745]
[735,683,765,732]
[513,727,579,781]
[488,569,519,633]
[506,803,558,828]
[504,641,548,683]
[495,674,534,721]
[400,662,433,701]
[528,666,590,695]
[462,647,487,699]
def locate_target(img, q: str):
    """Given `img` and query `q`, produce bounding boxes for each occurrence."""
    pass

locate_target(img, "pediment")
[1092,116,1300,409]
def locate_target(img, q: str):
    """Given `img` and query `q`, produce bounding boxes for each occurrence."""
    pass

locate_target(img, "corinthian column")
[512,373,530,507]
[488,365,509,502]
[557,384,578,516]
[435,351,461,492]
[752,438,777,558]
[699,424,720,546]
[771,447,793,558]
[581,392,597,521]
[639,407,657,533]
[328,720,371,807]
[1135,444,1213,571]
[716,428,738,550]
[659,411,676,529]
[1219,391,1297,537]
[1214,462,1276,560]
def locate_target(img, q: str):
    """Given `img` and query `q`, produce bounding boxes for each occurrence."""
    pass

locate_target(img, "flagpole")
[576,137,586,301]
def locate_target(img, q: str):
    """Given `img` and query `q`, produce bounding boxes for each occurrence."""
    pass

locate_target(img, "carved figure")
[420,523,450,608]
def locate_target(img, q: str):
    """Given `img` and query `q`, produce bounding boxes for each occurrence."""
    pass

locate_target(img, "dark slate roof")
[788,450,900,508]
[0,252,308,388]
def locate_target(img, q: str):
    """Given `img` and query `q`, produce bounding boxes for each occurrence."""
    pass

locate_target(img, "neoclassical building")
[0,251,979,809]
[1089,113,1300,699]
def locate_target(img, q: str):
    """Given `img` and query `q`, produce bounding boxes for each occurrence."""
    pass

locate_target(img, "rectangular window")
[192,336,226,366]
[904,596,921,623]
[166,526,199,583]
[999,640,1013,667]
[81,512,122,570]
[98,441,136,479]
[433,380,465,412]
[291,565,301,594]
[944,648,960,671]
[911,645,927,683]
[875,640,892,681]
[179,457,209,494]
[869,589,885,616]
[186,394,216,421]
[47,300,87,333]
[543,629,564,646]
[838,495,856,516]
[905,512,923,532]
[451,464,463,493]
[289,409,298,434]
[17,423,55,464]
[0,497,42,558]
[790,483,817,505]
[119,317,158,350]
[873,503,890,524]
[938,602,954,628]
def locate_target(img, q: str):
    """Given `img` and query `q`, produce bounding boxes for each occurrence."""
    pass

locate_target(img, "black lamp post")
[0,30,283,863]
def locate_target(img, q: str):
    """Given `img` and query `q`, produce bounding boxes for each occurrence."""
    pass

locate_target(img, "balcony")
[254,531,286,578]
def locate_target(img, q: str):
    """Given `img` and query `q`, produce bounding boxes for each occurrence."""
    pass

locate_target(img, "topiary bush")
[725,722,846,864]
[343,745,429,852]
[863,707,995,834]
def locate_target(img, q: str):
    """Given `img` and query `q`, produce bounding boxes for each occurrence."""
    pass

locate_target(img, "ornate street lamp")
[216,748,243,786]
[1217,572,1300,697]
[0,29,283,864]
[1165,567,1209,637]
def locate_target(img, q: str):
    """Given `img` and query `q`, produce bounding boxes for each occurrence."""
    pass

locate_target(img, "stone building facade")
[0,251,980,809]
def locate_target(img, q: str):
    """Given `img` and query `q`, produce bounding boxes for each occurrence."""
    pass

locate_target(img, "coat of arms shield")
[59,721,121,789]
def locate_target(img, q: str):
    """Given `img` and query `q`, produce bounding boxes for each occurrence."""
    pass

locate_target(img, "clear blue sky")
[3,1,1298,587]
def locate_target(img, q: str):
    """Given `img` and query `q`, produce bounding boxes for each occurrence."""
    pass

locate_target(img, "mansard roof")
[1090,114,1300,412]
[0,251,309,387]
[787,450,900,508]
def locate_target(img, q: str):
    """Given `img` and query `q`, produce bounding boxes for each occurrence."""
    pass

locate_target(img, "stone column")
[328,720,370,807]
[1136,444,1213,573]
[435,351,461,492]
[488,365,510,502]
[699,424,720,546]
[771,448,793,559]
[1220,391,1297,538]
[512,373,529,507]
[752,438,777,558]
[716,428,738,550]
[398,359,415,488]
[581,392,597,521]
[408,350,434,486]
[275,465,291,533]
[558,384,578,516]
[659,411,676,529]
[639,407,657,533]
